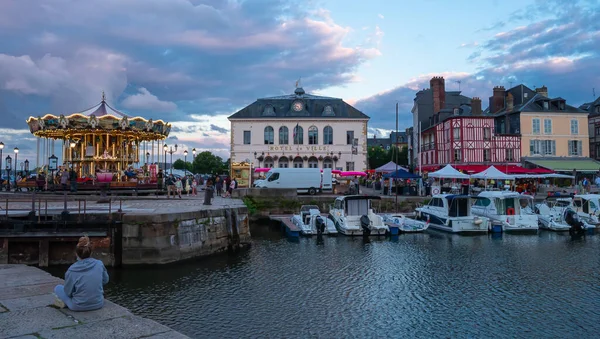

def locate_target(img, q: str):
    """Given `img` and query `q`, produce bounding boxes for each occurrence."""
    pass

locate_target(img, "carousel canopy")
[25,93,171,141]
[375,161,407,173]
[428,165,470,179]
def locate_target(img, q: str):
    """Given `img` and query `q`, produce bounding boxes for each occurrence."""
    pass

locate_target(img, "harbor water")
[52,225,600,338]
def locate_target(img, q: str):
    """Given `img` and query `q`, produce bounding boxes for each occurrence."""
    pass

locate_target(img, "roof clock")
[292,101,304,112]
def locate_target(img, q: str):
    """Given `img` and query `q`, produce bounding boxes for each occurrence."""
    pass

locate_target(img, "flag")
[293,123,299,143]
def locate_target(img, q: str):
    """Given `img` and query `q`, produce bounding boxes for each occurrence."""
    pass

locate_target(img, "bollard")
[203,186,214,205]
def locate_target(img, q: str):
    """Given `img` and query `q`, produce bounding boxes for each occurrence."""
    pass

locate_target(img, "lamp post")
[183,150,188,177]
[69,141,76,168]
[24,159,29,177]
[164,144,178,175]
[163,144,168,173]
[6,154,12,191]
[0,141,4,191]
[13,147,18,189]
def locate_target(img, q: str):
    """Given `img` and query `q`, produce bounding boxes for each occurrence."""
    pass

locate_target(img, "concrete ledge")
[232,188,297,198]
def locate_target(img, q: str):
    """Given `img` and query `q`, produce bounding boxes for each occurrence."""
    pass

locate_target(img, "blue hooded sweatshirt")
[63,258,109,311]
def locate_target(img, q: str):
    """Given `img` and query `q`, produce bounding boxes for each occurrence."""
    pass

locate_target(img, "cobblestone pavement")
[0,264,189,339]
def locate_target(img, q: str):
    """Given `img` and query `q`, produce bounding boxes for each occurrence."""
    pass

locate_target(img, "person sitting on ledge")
[53,236,109,311]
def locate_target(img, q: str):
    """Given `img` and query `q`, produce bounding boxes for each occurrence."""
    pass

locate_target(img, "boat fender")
[506,207,515,215]
[473,217,483,225]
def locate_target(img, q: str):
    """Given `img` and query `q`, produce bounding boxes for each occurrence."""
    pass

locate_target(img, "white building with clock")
[228,86,370,171]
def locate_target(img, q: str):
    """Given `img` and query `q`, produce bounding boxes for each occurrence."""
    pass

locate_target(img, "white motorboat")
[381,214,428,233]
[415,194,489,234]
[329,195,388,236]
[471,191,538,233]
[534,198,571,232]
[291,205,337,235]
[568,195,600,230]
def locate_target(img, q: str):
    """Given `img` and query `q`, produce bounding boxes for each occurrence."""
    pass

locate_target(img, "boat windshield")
[448,197,469,217]
[518,197,534,214]
[346,199,369,216]
[495,198,516,215]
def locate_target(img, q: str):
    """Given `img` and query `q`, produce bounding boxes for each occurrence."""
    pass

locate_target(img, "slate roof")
[580,96,600,113]
[487,84,587,116]
[413,89,473,129]
[228,87,370,120]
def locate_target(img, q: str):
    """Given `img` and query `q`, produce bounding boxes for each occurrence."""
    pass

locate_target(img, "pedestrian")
[166,175,176,199]
[175,177,183,198]
[224,177,236,198]
[185,176,191,196]
[192,178,198,196]
[157,169,164,190]
[69,167,78,193]
[53,236,109,311]
[60,168,69,191]
[215,176,222,196]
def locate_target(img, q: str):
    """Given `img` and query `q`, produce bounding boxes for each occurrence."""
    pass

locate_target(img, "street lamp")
[69,141,76,167]
[183,150,188,176]
[164,144,178,175]
[145,152,150,165]
[5,154,12,191]
[163,144,168,172]
[13,147,18,188]
[49,154,58,192]
[24,159,29,176]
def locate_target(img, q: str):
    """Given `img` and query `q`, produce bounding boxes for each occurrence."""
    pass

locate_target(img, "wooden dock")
[269,215,300,237]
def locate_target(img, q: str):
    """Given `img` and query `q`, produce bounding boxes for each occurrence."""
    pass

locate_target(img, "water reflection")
[57,225,600,338]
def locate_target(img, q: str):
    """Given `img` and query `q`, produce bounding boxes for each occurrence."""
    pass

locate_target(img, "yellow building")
[488,85,599,173]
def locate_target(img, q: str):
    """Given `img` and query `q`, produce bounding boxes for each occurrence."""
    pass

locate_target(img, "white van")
[255,168,324,195]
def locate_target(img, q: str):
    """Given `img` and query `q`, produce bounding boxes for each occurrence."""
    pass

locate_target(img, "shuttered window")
[568,140,582,156]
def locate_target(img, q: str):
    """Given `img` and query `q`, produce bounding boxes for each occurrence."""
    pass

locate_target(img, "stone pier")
[0,264,189,338]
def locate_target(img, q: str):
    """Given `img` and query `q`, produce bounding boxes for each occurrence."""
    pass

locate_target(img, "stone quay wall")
[121,206,250,265]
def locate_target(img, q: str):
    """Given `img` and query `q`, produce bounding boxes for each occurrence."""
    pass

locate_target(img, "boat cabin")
[572,195,600,215]
[332,196,381,216]
[299,205,320,224]
[473,191,533,215]
[425,194,472,217]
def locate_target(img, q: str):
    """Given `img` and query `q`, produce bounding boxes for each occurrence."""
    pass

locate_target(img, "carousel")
[26,92,171,183]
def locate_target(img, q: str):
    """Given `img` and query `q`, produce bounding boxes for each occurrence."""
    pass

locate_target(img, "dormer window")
[543,101,549,110]
[453,108,459,116]
[559,101,565,110]
[322,105,335,116]
[596,106,600,113]
[262,105,275,116]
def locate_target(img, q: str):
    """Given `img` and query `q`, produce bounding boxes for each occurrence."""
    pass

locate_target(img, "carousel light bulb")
[70,142,76,148]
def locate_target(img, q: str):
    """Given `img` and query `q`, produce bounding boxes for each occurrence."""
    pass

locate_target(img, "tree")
[173,159,193,172]
[368,146,389,170]
[192,151,225,175]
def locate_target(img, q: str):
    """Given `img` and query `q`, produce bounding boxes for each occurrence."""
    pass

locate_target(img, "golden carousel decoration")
[26,92,171,182]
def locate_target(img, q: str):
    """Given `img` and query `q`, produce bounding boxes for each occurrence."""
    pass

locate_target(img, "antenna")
[509,81,513,88]
[455,80,461,91]
[594,88,596,99]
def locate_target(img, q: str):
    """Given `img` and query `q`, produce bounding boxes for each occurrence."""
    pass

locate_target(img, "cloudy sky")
[0,0,599,166]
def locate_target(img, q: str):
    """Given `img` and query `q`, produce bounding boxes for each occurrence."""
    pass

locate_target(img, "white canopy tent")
[471,166,516,180]
[428,164,470,179]
[375,161,407,173]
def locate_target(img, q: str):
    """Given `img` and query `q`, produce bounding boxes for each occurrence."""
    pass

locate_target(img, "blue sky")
[0,0,599,165]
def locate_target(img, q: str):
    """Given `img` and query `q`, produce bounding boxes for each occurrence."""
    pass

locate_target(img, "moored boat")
[291,205,337,235]
[329,195,388,236]
[415,194,488,234]
[382,214,428,234]
[471,191,538,233]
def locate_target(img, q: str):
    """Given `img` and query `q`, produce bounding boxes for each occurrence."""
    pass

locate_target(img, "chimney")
[536,85,548,97]
[490,86,506,113]
[471,97,482,115]
[430,76,446,114]
[506,92,514,111]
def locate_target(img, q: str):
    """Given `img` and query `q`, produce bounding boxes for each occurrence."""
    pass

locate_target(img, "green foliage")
[173,159,193,172]
[192,151,227,175]
[368,145,408,169]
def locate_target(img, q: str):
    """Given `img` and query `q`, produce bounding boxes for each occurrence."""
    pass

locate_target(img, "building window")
[532,118,540,134]
[323,126,333,145]
[279,126,289,144]
[293,126,303,144]
[308,126,318,144]
[264,126,274,144]
[530,140,556,156]
[345,162,355,171]
[571,119,579,135]
[323,158,333,168]
[243,131,251,145]
[293,157,303,168]
[596,145,600,159]
[483,149,491,161]
[595,125,600,137]
[453,149,461,162]
[506,149,514,161]
[264,157,274,168]
[308,157,319,168]
[569,140,582,156]
[544,119,552,134]
[346,131,354,145]
[453,127,460,140]
[278,157,289,168]
[596,106,600,113]
[483,128,491,140]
